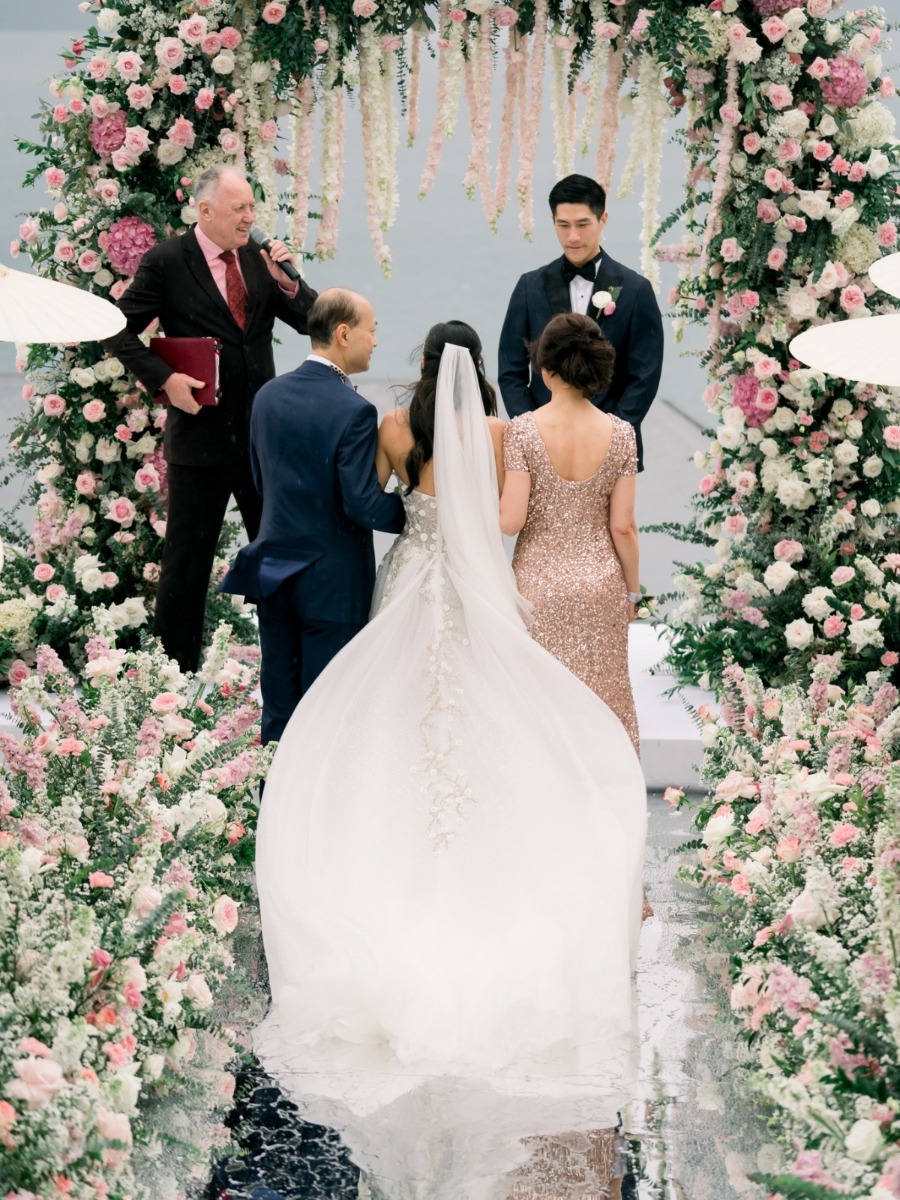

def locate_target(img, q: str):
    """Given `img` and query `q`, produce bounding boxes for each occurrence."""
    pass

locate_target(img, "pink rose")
[123,126,151,155]
[34,563,54,583]
[46,584,65,603]
[764,167,785,191]
[96,1109,132,1146]
[774,539,804,562]
[107,496,137,526]
[201,33,222,56]
[262,1,287,21]
[882,426,900,450]
[102,572,118,588]
[767,247,787,270]
[155,37,185,69]
[880,78,896,99]
[43,394,66,417]
[88,54,111,81]
[352,0,379,14]
[494,6,519,27]
[151,692,183,714]
[829,823,859,847]
[258,119,279,143]
[168,75,188,95]
[721,238,743,263]
[743,132,762,154]
[878,222,898,247]
[115,51,144,82]
[832,566,855,585]
[126,83,154,110]
[823,615,846,637]
[768,83,793,109]
[807,57,830,81]
[78,251,102,273]
[778,138,802,163]
[178,16,208,44]
[381,35,402,52]
[53,240,75,264]
[218,130,241,155]
[761,16,788,41]
[726,21,749,45]
[89,871,115,888]
[5,1057,65,1108]
[211,895,240,934]
[840,285,866,313]
[313,38,329,53]
[83,399,106,422]
[850,603,865,621]
[807,0,832,14]
[757,199,780,224]
[8,660,30,685]
[131,884,162,918]
[53,104,70,124]
[775,837,801,862]
[720,104,741,126]
[168,116,196,148]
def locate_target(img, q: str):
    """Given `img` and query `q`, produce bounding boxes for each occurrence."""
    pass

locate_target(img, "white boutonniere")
[591,289,617,317]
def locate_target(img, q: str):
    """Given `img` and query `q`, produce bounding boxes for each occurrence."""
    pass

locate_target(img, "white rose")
[866,150,891,179]
[845,1119,885,1163]
[847,617,883,652]
[823,20,841,44]
[93,269,114,288]
[785,618,814,650]
[865,54,882,80]
[185,974,214,1009]
[798,191,829,221]
[212,52,235,74]
[718,425,744,450]
[777,476,815,510]
[831,399,853,418]
[780,109,809,138]
[759,438,780,458]
[860,499,880,518]
[817,114,838,137]
[788,888,827,929]
[157,140,186,166]
[845,419,863,440]
[80,568,105,594]
[805,458,831,488]
[95,438,122,463]
[733,36,762,63]
[70,367,96,388]
[787,288,818,321]
[703,810,736,847]
[829,207,860,239]
[121,596,148,626]
[764,561,797,595]
[96,7,120,32]
[802,587,834,621]
[249,61,271,83]
[74,433,94,463]
[772,408,796,432]
[143,1054,165,1080]
[833,441,859,467]
[862,455,883,477]
[126,433,157,458]
[783,7,806,27]
[93,360,109,382]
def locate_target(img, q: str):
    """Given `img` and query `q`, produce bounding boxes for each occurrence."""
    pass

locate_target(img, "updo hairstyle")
[530,312,615,399]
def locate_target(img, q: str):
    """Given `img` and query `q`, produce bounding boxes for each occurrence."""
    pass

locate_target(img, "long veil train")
[254,345,647,1153]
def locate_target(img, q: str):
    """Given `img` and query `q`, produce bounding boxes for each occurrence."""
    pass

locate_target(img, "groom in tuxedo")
[221,288,405,745]
[498,173,663,470]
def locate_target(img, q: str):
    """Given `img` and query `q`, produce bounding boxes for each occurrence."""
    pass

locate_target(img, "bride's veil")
[432,343,529,625]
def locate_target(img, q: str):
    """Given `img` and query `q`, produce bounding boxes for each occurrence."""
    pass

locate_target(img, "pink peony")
[878,222,898,248]
[195,88,215,111]
[262,1,287,20]
[220,26,242,49]
[820,57,869,109]
[106,216,156,276]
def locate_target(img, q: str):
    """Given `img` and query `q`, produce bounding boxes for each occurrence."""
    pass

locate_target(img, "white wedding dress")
[254,347,647,1143]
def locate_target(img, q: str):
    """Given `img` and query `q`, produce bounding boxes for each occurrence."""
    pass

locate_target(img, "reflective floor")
[209,795,779,1199]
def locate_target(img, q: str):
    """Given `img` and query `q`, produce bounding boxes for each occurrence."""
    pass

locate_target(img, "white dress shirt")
[568,255,601,315]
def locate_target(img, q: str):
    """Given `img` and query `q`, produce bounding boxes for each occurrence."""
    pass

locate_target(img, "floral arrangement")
[642,2,900,690]
[0,623,271,1198]
[670,662,900,1197]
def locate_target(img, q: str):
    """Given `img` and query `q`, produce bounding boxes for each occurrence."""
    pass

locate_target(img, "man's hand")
[260,240,299,292]
[163,372,205,415]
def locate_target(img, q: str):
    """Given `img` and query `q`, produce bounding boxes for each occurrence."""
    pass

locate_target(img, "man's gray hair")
[194,164,247,203]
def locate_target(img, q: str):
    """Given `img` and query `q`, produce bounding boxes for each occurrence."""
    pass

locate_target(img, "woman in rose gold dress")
[500,312,641,756]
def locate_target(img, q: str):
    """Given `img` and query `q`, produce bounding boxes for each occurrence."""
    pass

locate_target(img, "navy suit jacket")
[220,361,405,622]
[497,251,663,470]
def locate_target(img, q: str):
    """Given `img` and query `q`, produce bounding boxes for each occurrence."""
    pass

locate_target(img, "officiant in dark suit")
[220,288,406,746]
[498,174,663,471]
[104,164,317,672]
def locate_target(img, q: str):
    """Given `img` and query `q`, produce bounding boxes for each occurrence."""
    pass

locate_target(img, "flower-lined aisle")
[0,625,269,1197]
[672,666,900,1196]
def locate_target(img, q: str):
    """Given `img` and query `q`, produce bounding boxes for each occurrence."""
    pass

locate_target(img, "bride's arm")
[488,418,506,495]
[376,412,397,488]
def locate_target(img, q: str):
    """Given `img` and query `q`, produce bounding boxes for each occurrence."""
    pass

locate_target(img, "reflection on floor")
[208,795,776,1199]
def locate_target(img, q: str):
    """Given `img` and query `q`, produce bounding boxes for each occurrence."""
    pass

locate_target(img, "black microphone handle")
[251,229,302,283]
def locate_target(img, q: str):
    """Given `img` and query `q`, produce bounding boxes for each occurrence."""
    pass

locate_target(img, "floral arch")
[1,0,899,1195]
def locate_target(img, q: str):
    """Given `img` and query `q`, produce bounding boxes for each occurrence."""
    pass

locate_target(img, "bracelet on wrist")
[626,591,642,604]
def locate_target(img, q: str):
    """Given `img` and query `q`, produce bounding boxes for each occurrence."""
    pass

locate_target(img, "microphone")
[249,226,301,283]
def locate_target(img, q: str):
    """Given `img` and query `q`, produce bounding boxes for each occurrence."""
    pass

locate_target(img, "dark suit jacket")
[104,228,317,467]
[497,251,663,470]
[220,361,405,622]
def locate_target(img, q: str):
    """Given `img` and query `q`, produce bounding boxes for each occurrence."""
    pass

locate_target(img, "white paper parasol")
[0,262,125,343]
[869,251,900,299]
[789,314,900,388]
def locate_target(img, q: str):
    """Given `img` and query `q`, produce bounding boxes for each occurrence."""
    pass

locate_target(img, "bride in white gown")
[254,323,647,1124]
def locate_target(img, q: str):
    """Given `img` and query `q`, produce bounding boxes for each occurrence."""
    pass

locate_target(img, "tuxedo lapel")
[182,230,240,331]
[542,257,571,315]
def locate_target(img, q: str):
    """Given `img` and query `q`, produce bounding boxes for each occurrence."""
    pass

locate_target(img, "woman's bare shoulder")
[380,408,412,437]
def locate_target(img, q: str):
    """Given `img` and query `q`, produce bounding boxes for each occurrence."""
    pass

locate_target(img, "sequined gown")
[504,413,640,754]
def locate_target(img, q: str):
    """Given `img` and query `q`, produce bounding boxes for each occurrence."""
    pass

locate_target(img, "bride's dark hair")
[404,320,497,493]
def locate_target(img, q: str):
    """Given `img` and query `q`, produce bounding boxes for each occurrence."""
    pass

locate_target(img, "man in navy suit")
[498,174,663,470]
[221,288,405,745]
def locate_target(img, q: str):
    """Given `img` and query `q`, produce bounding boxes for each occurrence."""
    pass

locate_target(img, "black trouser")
[155,458,263,673]
[257,570,360,746]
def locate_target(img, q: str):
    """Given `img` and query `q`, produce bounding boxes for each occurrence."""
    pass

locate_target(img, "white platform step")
[630,623,711,792]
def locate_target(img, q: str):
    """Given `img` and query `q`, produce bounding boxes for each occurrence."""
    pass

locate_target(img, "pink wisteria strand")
[419,0,453,199]
[593,42,626,193]
[407,30,423,148]
[290,76,316,253]
[495,42,524,218]
[516,0,549,239]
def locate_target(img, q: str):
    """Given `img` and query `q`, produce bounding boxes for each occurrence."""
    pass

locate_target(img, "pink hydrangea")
[819,57,869,109]
[89,109,127,157]
[732,371,768,428]
[106,216,156,276]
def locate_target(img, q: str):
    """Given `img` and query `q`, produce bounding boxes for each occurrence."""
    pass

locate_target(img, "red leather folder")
[148,337,221,406]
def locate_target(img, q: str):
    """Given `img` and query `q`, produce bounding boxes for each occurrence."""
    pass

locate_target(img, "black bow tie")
[561,256,600,284]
